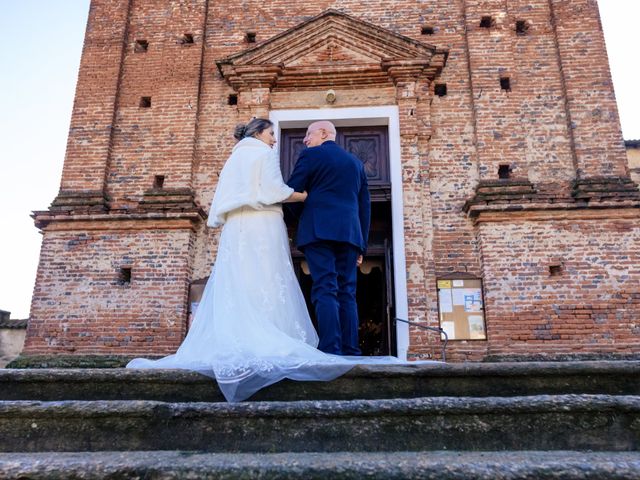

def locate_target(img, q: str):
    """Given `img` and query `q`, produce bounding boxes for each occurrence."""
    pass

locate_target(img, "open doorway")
[280,126,396,355]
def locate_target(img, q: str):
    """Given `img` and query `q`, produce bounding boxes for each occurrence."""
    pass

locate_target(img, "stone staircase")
[2,361,640,478]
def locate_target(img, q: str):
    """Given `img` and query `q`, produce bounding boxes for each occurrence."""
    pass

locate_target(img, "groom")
[287,121,371,355]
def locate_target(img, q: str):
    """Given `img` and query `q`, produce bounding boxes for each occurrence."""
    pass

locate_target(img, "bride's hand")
[283,191,307,203]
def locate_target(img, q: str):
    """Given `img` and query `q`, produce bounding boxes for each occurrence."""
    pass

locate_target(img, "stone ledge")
[6,354,143,369]
[3,394,639,418]
[4,361,640,402]
[1,395,640,452]
[2,450,640,480]
[484,352,640,363]
[12,352,640,370]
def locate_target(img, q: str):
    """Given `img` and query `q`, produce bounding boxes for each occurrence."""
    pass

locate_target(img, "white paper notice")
[452,280,464,287]
[438,289,453,313]
[468,315,485,339]
[452,288,466,306]
[441,321,455,340]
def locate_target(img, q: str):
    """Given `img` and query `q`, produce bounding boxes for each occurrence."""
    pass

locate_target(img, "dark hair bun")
[233,118,273,141]
[233,124,248,141]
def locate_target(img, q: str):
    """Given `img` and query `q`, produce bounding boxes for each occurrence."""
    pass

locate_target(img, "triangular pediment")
[286,37,382,67]
[217,10,448,89]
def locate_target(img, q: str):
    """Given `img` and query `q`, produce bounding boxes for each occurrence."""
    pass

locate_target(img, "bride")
[127,118,406,402]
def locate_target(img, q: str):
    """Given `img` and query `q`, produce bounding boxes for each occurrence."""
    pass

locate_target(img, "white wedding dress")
[127,136,409,402]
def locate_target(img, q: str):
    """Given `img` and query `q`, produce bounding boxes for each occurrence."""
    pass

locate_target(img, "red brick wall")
[25,226,194,355]
[58,0,130,195]
[106,0,207,208]
[551,0,628,178]
[25,0,638,360]
[477,215,640,359]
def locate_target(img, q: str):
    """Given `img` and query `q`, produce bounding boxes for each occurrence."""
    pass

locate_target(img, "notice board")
[437,278,486,340]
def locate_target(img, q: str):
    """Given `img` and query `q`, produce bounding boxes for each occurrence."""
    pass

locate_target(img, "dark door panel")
[280,126,390,189]
[280,129,306,181]
[340,127,389,187]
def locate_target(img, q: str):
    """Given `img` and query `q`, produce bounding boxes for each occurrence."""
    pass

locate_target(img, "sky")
[0,1,639,319]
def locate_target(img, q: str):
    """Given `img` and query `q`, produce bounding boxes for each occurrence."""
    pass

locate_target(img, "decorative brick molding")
[35,189,205,230]
[464,177,640,218]
[32,211,205,231]
[463,180,539,214]
[139,188,202,212]
[571,177,640,203]
[217,9,448,91]
[49,191,110,213]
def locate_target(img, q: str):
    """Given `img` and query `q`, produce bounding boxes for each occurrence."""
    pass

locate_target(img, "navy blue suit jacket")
[287,141,371,253]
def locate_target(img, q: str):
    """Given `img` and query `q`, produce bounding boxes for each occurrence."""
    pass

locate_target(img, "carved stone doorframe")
[270,106,410,360]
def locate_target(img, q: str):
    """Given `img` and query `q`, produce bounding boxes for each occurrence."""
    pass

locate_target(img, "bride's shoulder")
[233,137,271,151]
[228,139,269,160]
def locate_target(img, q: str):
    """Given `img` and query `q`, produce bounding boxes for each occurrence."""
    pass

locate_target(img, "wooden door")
[280,126,390,197]
[280,126,395,355]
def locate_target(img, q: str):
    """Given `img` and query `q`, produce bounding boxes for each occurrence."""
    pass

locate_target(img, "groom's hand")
[357,255,363,266]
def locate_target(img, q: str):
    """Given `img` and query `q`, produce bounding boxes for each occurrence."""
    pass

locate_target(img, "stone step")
[2,450,640,479]
[2,395,640,453]
[3,360,640,402]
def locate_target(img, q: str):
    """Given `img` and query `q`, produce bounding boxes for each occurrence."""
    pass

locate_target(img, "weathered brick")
[24,0,640,362]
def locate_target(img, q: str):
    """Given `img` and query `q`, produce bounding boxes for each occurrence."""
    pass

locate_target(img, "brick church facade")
[21,0,640,364]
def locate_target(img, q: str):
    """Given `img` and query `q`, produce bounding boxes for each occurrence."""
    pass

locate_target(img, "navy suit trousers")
[303,241,361,356]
